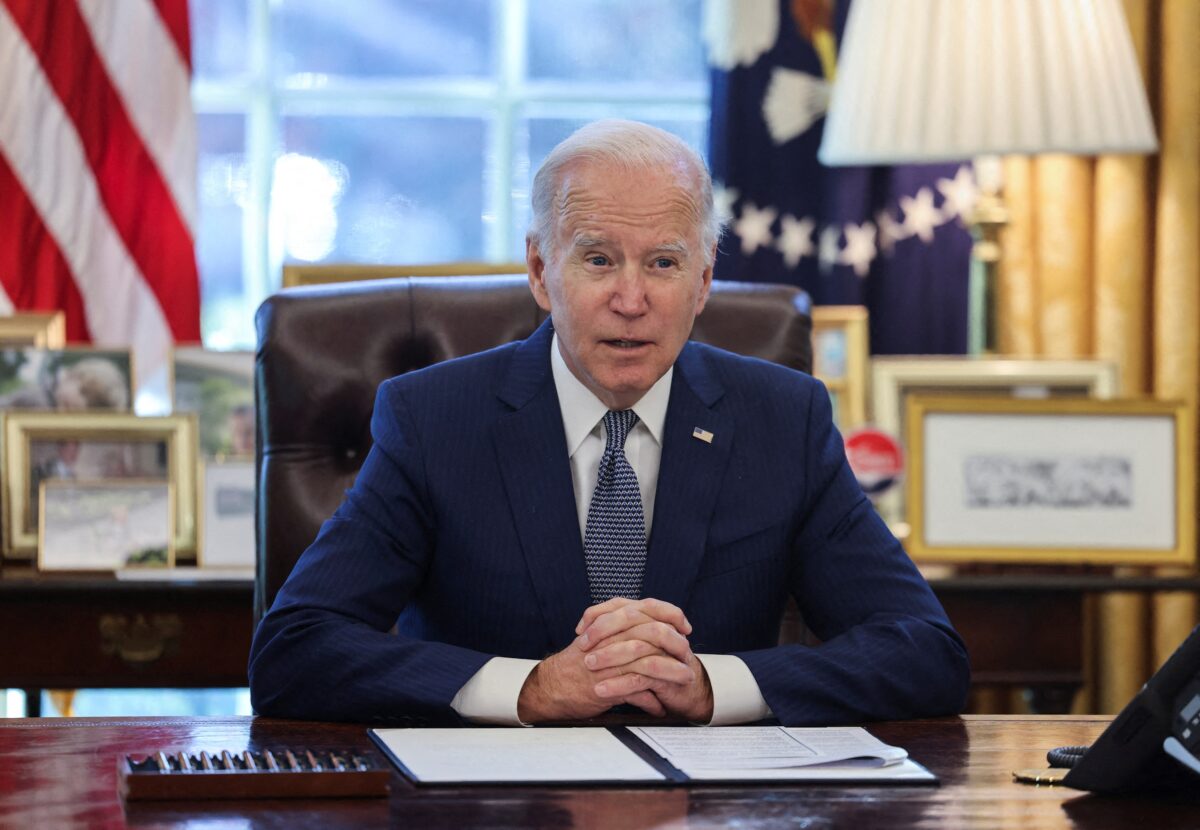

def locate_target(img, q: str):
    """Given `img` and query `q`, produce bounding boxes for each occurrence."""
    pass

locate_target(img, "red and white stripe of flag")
[0,0,201,407]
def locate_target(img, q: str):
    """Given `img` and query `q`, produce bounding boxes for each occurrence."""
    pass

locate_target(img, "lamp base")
[967,181,1008,355]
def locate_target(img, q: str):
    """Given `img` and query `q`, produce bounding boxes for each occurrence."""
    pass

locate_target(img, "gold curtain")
[997,0,1199,712]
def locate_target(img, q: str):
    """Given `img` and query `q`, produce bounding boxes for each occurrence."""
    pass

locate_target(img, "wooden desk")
[0,572,253,715]
[0,715,1194,828]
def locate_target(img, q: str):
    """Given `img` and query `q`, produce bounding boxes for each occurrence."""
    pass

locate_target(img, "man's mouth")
[603,339,649,349]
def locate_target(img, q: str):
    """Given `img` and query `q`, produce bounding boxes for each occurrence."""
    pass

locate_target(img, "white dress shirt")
[450,334,772,725]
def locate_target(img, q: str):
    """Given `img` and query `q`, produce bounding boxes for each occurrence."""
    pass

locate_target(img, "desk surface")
[0,715,1195,829]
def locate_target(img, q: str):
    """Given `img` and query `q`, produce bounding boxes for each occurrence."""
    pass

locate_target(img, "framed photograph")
[38,480,174,572]
[811,306,868,430]
[2,412,198,559]
[0,347,133,411]
[199,459,255,570]
[0,311,66,348]
[905,396,1195,566]
[171,347,254,458]
[870,357,1120,531]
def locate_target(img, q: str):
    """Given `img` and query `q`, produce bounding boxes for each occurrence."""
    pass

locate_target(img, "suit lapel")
[641,343,732,608]
[494,320,592,647]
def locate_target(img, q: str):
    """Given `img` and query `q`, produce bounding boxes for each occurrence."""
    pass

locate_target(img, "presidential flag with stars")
[703,0,975,354]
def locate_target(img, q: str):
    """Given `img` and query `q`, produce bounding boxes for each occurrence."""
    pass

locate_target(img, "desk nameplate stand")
[119,749,390,800]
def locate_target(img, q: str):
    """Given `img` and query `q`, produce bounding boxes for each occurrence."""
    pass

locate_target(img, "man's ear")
[526,237,553,312]
[694,245,716,316]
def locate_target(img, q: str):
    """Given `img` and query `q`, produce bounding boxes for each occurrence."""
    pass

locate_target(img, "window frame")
[190,0,710,347]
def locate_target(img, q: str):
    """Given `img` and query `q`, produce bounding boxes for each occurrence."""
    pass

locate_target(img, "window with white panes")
[191,0,710,349]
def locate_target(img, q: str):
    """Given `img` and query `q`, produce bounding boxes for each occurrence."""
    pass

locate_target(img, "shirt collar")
[551,333,672,456]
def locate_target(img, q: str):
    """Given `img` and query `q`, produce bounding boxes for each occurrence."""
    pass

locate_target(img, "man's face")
[527,160,713,410]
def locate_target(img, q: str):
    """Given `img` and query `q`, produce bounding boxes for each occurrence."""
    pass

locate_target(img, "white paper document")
[628,726,935,782]
[370,726,936,785]
[370,727,666,784]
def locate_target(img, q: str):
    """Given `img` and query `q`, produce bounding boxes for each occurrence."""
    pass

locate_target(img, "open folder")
[369,726,937,786]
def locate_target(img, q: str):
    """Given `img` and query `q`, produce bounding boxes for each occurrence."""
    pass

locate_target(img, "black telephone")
[1054,624,1200,793]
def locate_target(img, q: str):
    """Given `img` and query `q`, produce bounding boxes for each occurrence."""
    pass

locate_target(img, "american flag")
[704,0,974,354]
[0,0,201,405]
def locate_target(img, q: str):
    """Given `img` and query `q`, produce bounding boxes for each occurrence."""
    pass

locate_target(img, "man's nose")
[609,267,649,316]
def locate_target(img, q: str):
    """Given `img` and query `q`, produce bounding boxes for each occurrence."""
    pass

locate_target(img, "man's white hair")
[527,119,723,265]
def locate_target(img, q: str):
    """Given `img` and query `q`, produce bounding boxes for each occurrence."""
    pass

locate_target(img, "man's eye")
[653,258,677,269]
[586,255,609,267]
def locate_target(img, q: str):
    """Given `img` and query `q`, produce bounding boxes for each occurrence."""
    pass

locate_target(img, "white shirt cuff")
[696,653,773,725]
[450,657,539,725]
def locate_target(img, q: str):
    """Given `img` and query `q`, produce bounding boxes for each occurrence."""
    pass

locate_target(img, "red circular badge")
[843,427,904,497]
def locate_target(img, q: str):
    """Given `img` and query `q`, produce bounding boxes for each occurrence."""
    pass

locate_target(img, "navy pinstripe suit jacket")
[248,318,969,725]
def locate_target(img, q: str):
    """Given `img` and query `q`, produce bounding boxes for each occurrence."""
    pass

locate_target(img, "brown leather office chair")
[254,274,812,620]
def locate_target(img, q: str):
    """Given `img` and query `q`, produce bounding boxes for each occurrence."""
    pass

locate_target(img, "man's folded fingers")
[623,690,666,717]
[636,598,692,633]
[630,654,695,685]
[583,636,668,671]
[579,607,691,651]
[594,672,652,699]
[587,621,692,662]
[593,654,693,698]
[575,597,635,634]
[632,622,692,661]
[578,596,690,639]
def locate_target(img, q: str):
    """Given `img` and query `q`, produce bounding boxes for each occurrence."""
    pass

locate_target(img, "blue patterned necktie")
[584,409,647,603]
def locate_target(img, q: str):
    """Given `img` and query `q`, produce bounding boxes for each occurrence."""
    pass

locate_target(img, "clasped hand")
[517,597,713,724]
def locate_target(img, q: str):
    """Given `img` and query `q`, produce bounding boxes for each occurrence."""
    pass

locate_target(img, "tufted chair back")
[254,274,813,620]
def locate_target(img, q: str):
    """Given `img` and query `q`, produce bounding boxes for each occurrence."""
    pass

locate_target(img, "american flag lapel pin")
[692,426,714,444]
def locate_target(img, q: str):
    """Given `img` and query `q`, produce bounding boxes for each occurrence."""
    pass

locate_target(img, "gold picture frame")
[905,395,1195,566]
[38,479,175,572]
[870,357,1120,533]
[282,262,527,288]
[0,311,67,348]
[811,306,869,430]
[2,412,198,560]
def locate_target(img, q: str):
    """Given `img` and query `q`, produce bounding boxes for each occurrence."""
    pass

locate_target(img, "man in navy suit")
[249,120,969,726]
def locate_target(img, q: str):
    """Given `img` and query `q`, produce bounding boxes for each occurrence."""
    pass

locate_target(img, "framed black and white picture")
[905,396,1194,566]
[870,356,1120,533]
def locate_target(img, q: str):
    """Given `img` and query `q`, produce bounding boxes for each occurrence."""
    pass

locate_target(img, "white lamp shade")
[818,0,1158,165]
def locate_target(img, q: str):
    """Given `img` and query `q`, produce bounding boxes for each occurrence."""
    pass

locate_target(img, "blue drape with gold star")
[705,0,973,354]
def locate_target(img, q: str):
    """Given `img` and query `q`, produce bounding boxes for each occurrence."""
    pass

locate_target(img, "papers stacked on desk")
[628,726,935,782]
[370,725,936,785]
